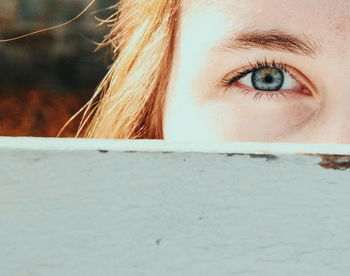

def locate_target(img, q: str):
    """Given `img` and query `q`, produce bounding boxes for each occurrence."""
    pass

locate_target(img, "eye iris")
[251,67,284,91]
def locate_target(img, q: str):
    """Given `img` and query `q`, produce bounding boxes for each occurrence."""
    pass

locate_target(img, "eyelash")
[221,59,299,101]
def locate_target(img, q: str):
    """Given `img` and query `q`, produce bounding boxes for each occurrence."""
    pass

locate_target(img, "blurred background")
[0,0,116,137]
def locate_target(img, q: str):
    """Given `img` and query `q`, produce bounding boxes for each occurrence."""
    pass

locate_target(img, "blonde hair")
[68,0,180,139]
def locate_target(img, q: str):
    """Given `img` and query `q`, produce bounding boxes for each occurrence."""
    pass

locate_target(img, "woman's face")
[163,0,350,143]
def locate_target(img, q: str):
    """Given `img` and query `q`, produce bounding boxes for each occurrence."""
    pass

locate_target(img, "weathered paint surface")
[1,137,350,275]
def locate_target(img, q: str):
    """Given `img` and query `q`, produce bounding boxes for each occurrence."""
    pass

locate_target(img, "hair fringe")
[59,0,180,139]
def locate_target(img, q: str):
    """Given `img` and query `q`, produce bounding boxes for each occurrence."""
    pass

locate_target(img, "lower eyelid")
[234,82,311,101]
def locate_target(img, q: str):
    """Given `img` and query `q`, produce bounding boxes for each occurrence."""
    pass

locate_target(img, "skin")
[163,0,350,143]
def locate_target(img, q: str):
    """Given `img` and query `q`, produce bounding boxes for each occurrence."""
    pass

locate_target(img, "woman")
[78,0,350,143]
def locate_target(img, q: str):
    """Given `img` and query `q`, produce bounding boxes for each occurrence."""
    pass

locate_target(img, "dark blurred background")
[0,0,116,137]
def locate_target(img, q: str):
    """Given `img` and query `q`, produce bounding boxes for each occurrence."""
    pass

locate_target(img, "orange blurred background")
[0,89,86,137]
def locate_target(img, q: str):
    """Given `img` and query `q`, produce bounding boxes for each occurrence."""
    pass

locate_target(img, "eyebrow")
[214,29,321,57]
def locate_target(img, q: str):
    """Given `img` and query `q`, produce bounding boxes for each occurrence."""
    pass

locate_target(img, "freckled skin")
[163,0,350,143]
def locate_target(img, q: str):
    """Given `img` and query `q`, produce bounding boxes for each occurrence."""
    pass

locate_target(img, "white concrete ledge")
[1,136,350,154]
[1,137,350,275]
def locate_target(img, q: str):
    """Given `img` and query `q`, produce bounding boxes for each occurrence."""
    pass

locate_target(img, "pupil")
[264,75,273,83]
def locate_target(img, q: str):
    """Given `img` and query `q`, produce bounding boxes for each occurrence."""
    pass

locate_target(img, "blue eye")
[221,60,311,101]
[251,67,284,91]
[238,65,298,92]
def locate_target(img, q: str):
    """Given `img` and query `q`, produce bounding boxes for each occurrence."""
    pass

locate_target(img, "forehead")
[180,0,350,44]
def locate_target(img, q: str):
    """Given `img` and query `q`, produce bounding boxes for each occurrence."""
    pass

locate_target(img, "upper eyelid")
[222,60,290,86]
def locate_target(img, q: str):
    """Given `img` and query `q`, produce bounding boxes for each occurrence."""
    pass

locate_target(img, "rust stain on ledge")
[318,155,350,170]
[301,153,350,170]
